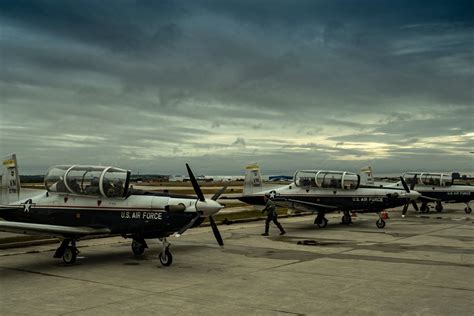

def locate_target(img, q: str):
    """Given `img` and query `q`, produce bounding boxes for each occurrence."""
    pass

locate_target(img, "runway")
[1,204,473,315]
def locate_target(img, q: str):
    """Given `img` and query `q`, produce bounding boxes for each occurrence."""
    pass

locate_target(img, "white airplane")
[363,170,473,216]
[0,155,225,266]
[237,164,420,229]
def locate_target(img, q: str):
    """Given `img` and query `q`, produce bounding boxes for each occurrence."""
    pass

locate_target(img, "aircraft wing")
[418,195,441,202]
[0,221,111,237]
[274,197,339,211]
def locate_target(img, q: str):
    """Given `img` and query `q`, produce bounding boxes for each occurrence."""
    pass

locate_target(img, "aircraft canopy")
[45,165,131,197]
[403,172,452,187]
[294,170,360,190]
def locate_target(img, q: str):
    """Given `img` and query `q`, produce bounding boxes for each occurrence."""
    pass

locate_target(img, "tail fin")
[1,154,20,204]
[243,163,262,195]
[360,166,374,185]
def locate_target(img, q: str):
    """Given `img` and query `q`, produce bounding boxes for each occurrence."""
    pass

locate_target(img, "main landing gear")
[131,236,173,266]
[54,239,79,264]
[314,213,328,228]
[435,202,443,213]
[341,211,352,225]
[159,237,172,266]
[131,237,148,255]
[420,202,430,213]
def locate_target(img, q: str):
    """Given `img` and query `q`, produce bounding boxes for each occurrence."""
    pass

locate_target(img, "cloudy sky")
[1,0,473,175]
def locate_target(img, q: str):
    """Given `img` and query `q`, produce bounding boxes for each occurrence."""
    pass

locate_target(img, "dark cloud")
[0,1,473,174]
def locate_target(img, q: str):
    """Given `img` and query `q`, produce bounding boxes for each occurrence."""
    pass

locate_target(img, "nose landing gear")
[376,211,388,229]
[159,237,173,266]
[465,204,472,214]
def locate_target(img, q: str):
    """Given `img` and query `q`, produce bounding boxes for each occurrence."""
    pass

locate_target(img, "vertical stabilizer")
[243,163,262,195]
[1,154,20,204]
[360,166,374,185]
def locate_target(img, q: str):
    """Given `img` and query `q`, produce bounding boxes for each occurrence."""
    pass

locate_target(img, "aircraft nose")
[406,190,421,200]
[195,200,224,217]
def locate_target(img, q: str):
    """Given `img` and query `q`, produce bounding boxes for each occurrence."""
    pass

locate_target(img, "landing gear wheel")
[63,246,77,264]
[159,249,173,266]
[435,203,443,212]
[341,214,352,225]
[420,205,429,213]
[376,219,386,229]
[465,207,472,214]
[131,240,145,255]
[317,218,328,228]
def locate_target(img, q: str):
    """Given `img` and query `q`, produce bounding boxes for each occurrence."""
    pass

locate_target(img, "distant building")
[268,175,293,181]
[130,175,170,182]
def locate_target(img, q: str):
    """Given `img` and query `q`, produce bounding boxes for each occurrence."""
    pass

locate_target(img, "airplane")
[386,172,473,216]
[237,164,421,229]
[0,155,225,266]
[359,167,474,216]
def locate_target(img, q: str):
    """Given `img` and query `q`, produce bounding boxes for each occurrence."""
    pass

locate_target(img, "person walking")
[261,193,285,236]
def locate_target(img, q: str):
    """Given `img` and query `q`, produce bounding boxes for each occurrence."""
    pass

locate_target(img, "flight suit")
[262,199,285,236]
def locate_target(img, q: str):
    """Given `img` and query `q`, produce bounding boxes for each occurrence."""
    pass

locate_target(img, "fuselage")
[383,182,474,204]
[239,184,417,213]
[1,192,202,238]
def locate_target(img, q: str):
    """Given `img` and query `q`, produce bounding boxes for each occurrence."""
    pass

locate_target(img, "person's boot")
[276,223,285,235]
[261,232,269,236]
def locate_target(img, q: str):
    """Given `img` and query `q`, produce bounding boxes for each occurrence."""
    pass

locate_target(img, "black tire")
[63,246,77,264]
[465,207,472,214]
[420,205,429,213]
[376,219,386,229]
[435,204,443,212]
[341,215,351,225]
[131,240,145,255]
[159,249,173,266]
[318,218,328,228]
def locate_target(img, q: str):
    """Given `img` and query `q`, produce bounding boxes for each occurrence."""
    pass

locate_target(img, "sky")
[0,0,473,175]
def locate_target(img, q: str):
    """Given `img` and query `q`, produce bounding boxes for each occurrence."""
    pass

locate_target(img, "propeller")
[186,163,205,201]
[400,177,410,193]
[211,185,228,201]
[185,163,224,246]
[175,214,201,237]
[410,174,417,191]
[209,216,224,246]
[401,175,420,217]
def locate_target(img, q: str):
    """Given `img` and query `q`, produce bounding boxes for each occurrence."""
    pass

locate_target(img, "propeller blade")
[186,163,205,202]
[402,203,409,217]
[175,214,201,237]
[410,174,417,191]
[211,186,228,201]
[400,177,410,193]
[411,200,419,211]
[209,216,224,246]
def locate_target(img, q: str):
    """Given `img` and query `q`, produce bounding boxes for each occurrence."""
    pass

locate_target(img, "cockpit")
[44,165,131,198]
[403,172,452,187]
[294,170,360,190]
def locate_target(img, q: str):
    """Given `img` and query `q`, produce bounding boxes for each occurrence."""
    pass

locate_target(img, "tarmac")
[0,204,473,315]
